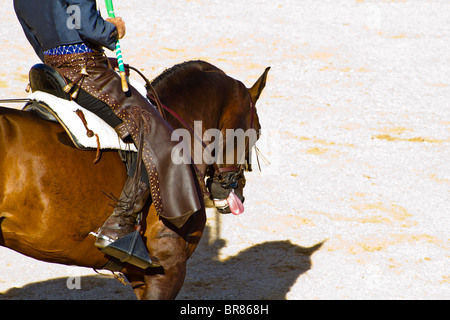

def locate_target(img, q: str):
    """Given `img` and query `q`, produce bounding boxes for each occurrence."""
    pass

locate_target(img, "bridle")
[210,94,257,190]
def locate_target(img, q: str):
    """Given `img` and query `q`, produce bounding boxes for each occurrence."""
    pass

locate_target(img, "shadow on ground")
[178,225,323,300]
[1,225,322,300]
[0,273,136,300]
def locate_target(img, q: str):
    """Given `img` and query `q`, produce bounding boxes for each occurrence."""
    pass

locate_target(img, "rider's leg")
[74,88,122,128]
[94,176,150,248]
[74,88,153,260]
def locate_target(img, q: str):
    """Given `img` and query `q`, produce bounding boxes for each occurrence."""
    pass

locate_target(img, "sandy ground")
[0,0,449,300]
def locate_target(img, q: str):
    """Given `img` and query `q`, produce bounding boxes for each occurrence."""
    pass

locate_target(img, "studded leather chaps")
[44,52,202,228]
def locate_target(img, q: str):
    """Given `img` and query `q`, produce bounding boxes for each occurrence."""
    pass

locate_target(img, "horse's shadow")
[178,225,323,300]
[0,225,322,300]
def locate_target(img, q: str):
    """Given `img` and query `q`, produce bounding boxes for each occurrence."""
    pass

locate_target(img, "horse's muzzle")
[213,192,245,215]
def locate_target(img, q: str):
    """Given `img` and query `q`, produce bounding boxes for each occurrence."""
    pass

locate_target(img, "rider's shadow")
[178,224,323,300]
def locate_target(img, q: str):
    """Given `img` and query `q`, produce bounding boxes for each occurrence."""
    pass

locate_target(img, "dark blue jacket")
[14,0,118,62]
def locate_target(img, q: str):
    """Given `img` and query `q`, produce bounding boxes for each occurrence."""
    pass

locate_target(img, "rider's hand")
[106,17,126,39]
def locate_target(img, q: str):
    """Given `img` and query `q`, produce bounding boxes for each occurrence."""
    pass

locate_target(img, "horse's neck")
[163,92,224,133]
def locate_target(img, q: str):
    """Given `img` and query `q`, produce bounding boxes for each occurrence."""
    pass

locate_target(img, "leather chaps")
[44,52,202,228]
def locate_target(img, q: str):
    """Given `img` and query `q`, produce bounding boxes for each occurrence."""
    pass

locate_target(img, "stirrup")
[100,231,161,269]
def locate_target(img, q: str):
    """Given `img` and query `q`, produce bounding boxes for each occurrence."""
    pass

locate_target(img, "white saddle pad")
[28,90,137,152]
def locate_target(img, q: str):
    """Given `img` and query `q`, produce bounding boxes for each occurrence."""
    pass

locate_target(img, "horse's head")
[150,60,269,215]
[207,67,270,215]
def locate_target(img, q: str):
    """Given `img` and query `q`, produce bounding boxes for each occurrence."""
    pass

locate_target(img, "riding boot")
[95,177,160,269]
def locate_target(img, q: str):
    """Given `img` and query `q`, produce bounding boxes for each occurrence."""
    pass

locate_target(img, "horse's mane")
[151,60,225,88]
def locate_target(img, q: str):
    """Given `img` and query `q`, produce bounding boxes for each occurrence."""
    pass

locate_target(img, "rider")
[14,0,202,268]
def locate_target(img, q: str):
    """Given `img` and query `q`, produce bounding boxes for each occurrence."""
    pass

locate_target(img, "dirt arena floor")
[0,0,449,300]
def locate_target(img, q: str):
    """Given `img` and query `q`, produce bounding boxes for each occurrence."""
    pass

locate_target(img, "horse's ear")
[248,67,270,105]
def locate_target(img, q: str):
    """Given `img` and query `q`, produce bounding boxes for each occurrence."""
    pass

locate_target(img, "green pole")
[105,0,129,92]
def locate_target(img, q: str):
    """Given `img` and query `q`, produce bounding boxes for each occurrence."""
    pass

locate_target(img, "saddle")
[24,63,142,152]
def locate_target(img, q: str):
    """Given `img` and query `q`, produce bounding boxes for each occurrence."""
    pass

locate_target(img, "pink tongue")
[227,192,244,216]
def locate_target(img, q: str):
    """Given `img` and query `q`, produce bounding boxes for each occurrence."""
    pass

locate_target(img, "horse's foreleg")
[133,224,188,300]
[131,205,206,300]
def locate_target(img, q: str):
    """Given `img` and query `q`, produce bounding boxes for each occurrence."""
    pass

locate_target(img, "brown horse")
[0,60,269,300]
